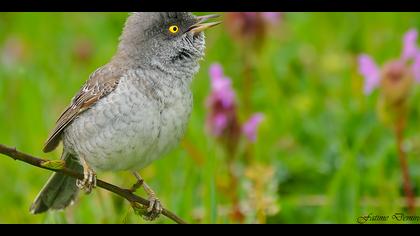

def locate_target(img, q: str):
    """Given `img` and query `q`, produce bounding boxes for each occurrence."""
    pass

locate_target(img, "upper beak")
[188,14,221,35]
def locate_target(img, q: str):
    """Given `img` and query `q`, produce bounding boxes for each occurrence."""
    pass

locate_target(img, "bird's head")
[117,12,220,71]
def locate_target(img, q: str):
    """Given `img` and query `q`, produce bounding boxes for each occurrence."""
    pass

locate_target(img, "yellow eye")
[169,25,179,34]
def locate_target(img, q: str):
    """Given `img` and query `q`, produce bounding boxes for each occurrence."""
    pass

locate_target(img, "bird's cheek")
[193,31,204,40]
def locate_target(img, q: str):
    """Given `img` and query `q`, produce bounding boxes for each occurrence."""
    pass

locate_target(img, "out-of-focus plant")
[358,29,420,213]
[206,63,265,148]
[244,163,279,224]
[224,12,282,114]
[224,12,282,52]
[211,12,281,223]
[1,35,29,70]
[206,63,266,222]
[206,63,241,155]
[72,38,94,63]
[242,113,265,143]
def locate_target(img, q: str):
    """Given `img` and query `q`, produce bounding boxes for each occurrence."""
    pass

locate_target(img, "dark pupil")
[173,26,177,31]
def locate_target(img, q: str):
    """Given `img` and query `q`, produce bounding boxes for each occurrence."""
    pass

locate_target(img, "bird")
[30,12,220,220]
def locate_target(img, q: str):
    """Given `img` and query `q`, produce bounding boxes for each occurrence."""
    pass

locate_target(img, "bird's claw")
[141,196,163,221]
[76,167,96,194]
[131,172,162,221]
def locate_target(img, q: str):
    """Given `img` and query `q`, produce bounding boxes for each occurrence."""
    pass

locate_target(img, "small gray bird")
[30,12,220,220]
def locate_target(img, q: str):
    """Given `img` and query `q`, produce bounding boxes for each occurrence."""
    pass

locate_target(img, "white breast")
[155,83,193,158]
[63,73,192,172]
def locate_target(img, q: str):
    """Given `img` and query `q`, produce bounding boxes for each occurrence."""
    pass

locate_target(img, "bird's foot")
[132,172,163,221]
[76,159,96,194]
[142,195,163,221]
[129,178,144,193]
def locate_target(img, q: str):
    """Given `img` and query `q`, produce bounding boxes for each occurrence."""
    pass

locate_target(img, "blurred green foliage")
[0,12,420,224]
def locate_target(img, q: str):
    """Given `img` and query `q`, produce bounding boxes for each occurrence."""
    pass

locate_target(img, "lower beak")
[188,14,221,35]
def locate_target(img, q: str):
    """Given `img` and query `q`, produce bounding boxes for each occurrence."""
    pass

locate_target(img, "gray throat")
[113,49,201,91]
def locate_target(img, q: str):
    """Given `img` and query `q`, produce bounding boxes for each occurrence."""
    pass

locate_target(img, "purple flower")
[359,28,420,95]
[358,54,380,95]
[242,113,264,143]
[402,29,418,62]
[208,64,236,108]
[206,63,237,137]
[211,113,229,136]
[209,63,223,78]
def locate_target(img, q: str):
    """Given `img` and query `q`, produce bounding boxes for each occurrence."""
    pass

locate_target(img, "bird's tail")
[30,152,83,214]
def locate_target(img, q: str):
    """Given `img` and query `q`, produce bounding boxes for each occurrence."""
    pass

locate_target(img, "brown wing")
[43,65,122,153]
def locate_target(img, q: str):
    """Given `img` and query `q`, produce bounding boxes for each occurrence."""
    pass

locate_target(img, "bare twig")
[0,144,187,224]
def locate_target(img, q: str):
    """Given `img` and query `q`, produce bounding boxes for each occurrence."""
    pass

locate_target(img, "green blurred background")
[0,12,419,224]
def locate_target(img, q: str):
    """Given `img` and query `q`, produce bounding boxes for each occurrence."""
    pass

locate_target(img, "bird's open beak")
[188,14,221,35]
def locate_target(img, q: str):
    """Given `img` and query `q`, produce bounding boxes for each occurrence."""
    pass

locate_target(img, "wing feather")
[43,65,121,153]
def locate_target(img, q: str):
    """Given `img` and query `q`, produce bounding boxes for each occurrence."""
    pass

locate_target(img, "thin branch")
[0,144,187,224]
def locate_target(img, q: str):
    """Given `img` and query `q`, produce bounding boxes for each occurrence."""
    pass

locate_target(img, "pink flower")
[359,28,420,94]
[242,113,264,143]
[211,113,229,136]
[206,63,266,146]
[402,29,418,62]
[206,64,237,137]
[358,54,380,95]
[208,64,235,108]
[209,63,223,78]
